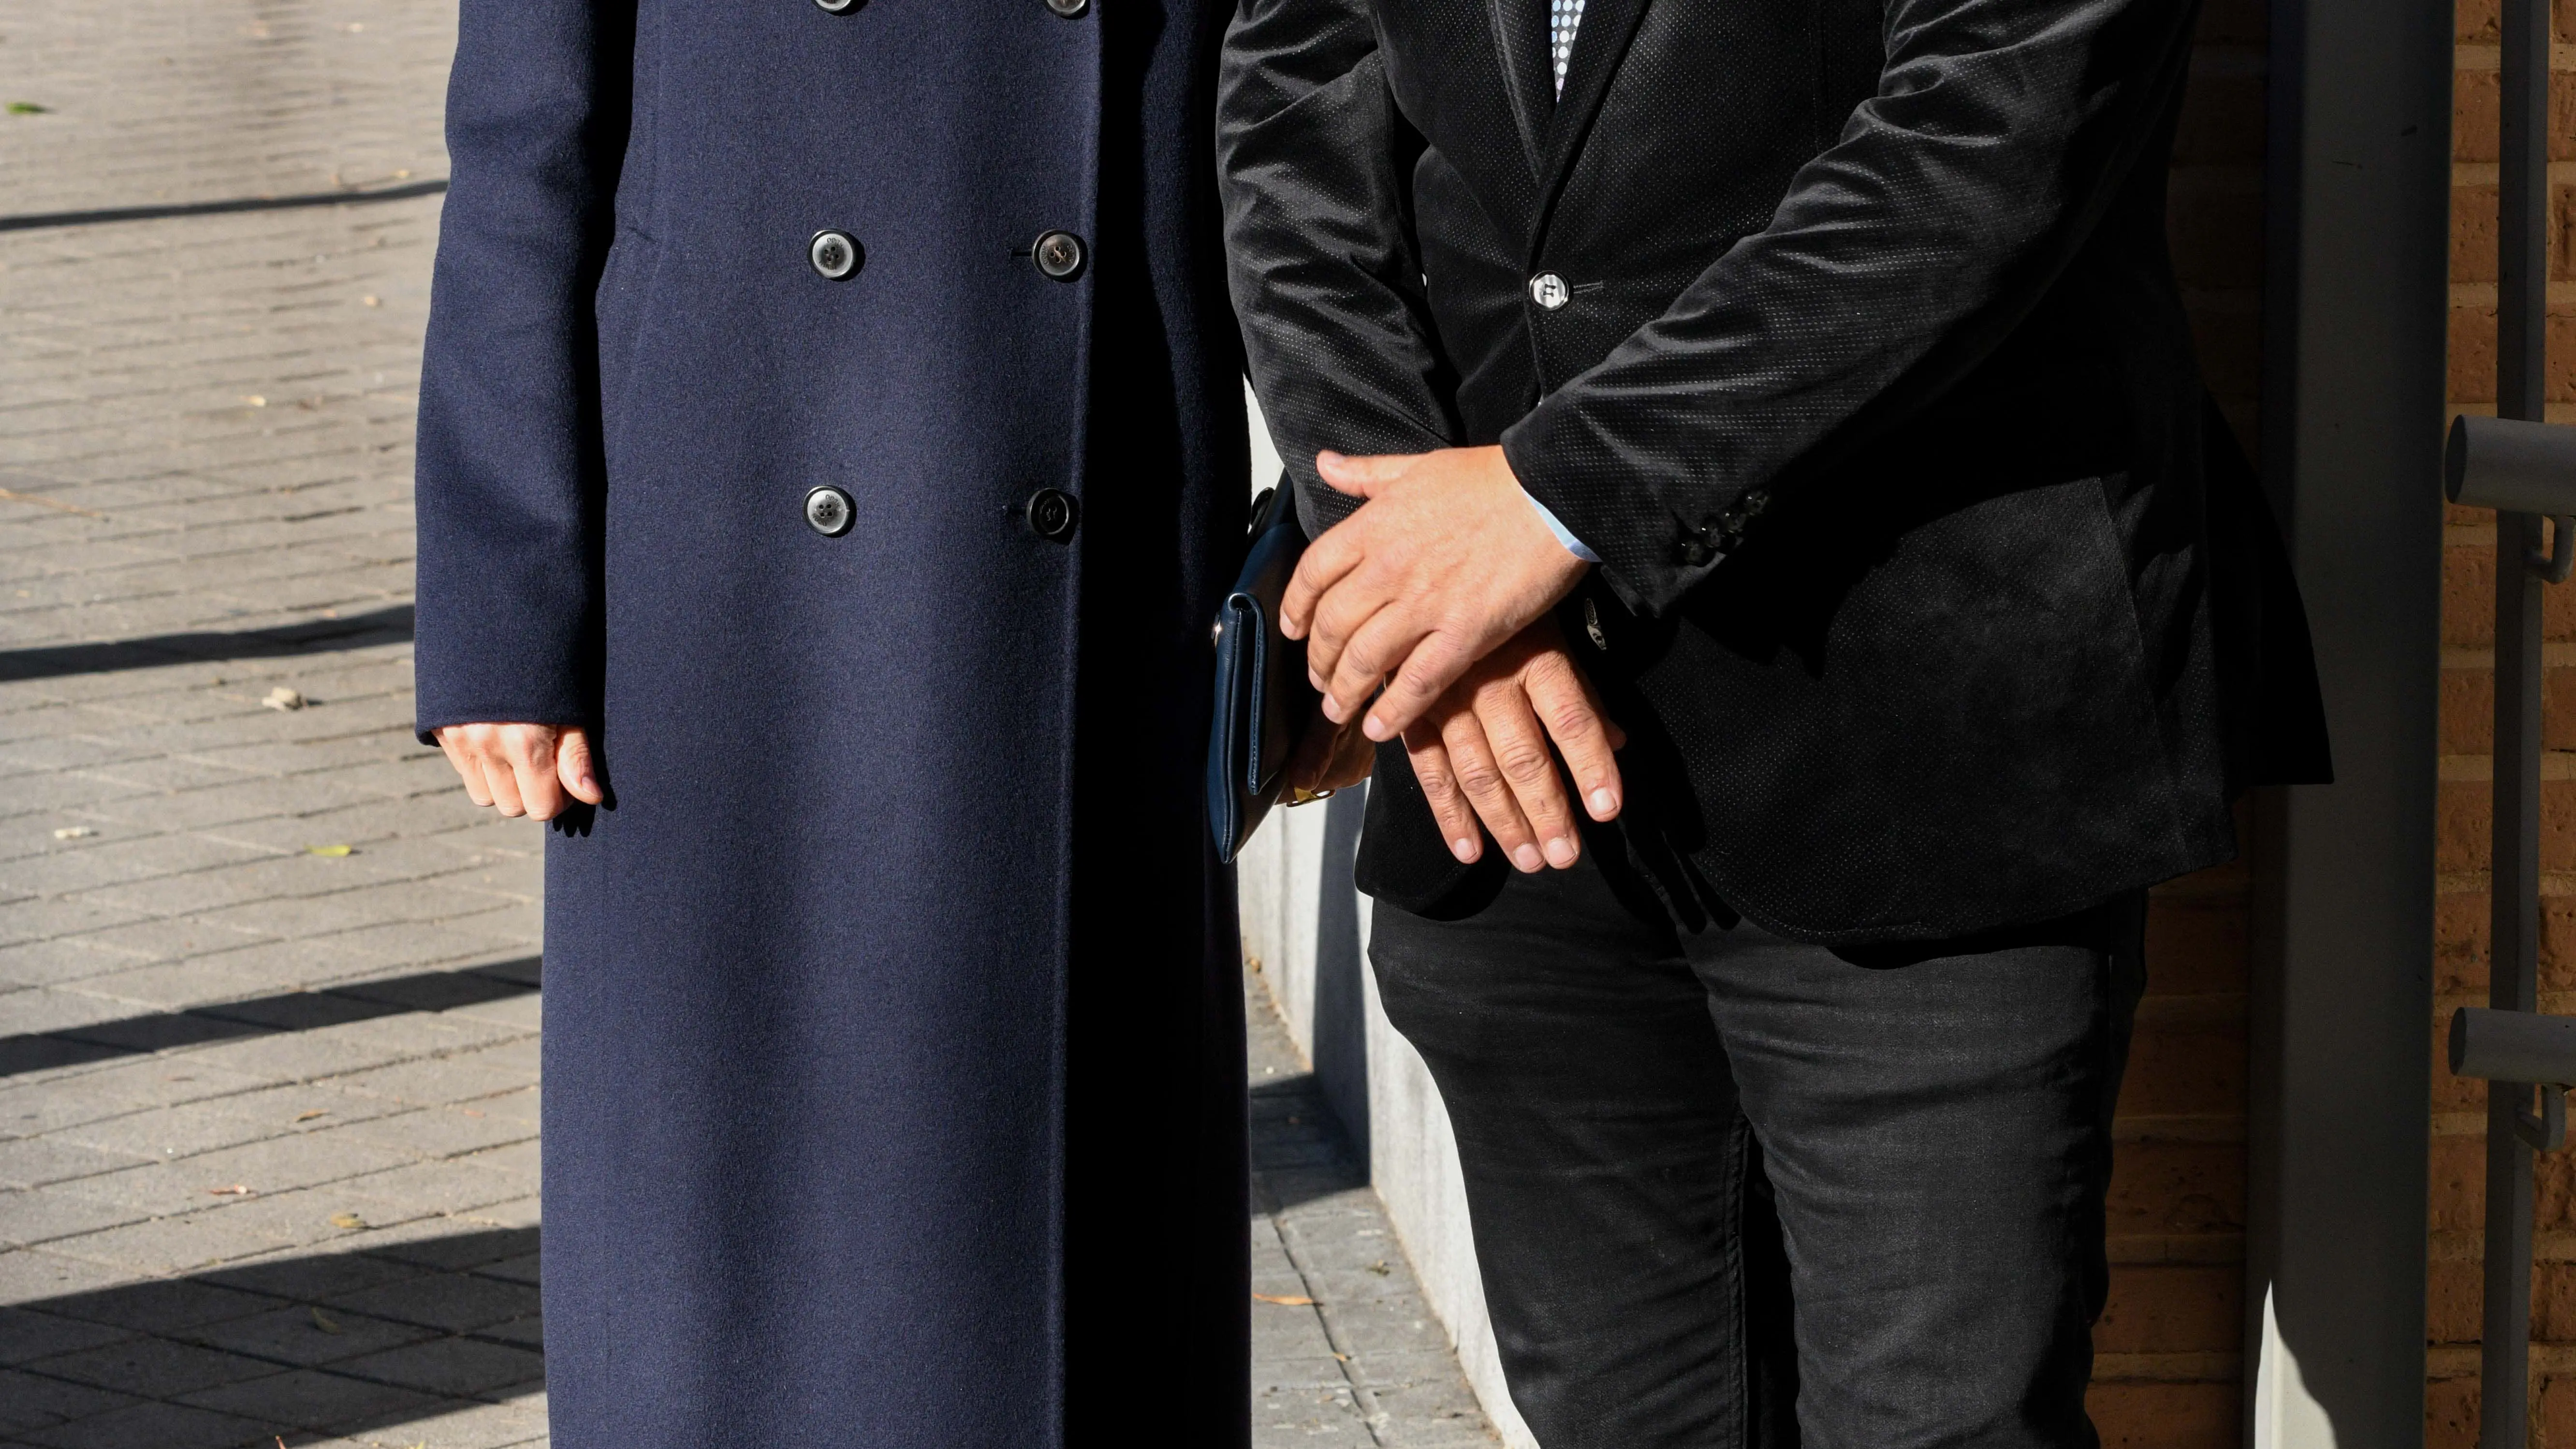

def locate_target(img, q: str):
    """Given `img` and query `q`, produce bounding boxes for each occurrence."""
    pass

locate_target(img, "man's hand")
[1282,445,1589,745]
[434,722,602,821]
[1283,702,1378,800]
[1405,618,1624,871]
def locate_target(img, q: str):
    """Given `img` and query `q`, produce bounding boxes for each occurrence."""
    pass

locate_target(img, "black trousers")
[1367,843,2145,1449]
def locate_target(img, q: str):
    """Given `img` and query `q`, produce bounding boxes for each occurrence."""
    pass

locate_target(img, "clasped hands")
[1280,445,1622,871]
[435,444,1622,869]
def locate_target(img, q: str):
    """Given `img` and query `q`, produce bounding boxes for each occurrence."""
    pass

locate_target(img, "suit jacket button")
[1046,0,1090,16]
[813,0,860,12]
[1529,273,1570,310]
[809,230,863,280]
[805,485,854,537]
[1678,537,1714,567]
[1034,231,1087,280]
[1027,488,1080,540]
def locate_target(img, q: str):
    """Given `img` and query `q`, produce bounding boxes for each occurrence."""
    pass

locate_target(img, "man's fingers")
[1404,728,1484,864]
[1365,630,1478,741]
[1474,684,1580,868]
[557,728,605,805]
[1440,710,1544,872]
[1282,524,1365,642]
[1305,570,1398,717]
[1522,652,1624,821]
[1314,450,1407,498]
[1328,602,1429,726]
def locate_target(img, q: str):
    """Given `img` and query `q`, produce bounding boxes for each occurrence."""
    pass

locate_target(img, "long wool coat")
[410,1,1251,1444]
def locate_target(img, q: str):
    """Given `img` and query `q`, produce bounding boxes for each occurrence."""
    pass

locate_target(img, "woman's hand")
[434,722,603,821]
[1403,618,1624,871]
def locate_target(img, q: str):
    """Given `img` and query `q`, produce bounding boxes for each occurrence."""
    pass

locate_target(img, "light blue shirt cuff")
[1523,488,1601,564]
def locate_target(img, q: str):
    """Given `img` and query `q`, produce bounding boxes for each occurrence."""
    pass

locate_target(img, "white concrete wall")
[1238,385,1538,1449]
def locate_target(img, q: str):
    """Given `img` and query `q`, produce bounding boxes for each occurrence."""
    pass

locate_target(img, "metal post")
[2482,0,2551,1437]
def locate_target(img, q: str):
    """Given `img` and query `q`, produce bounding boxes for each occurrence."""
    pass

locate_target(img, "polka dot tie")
[1550,0,1584,95]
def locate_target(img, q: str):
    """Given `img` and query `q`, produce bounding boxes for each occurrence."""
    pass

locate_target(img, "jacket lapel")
[1487,0,1555,178]
[1531,0,1653,248]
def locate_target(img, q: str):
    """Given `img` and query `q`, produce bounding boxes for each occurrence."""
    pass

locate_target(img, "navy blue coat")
[411,1,1250,1444]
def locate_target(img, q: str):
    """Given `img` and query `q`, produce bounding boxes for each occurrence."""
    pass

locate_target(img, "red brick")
[2434,1134,2486,1233]
[2109,1142,2245,1236]
[2173,77,2265,164]
[2430,1373,2478,1449]
[2144,889,2248,995]
[2430,1258,2484,1345]
[2091,1383,2238,1449]
[2097,1265,2243,1353]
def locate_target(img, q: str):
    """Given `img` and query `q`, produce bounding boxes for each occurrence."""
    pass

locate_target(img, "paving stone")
[175,1364,454,1434]
[0,1309,133,1370]
[331,1336,542,1399]
[186,1303,439,1370]
[0,1363,140,1432]
[13,1397,271,1449]
[24,1334,286,1400]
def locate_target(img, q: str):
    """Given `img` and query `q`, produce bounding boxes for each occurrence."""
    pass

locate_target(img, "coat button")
[1046,0,1090,15]
[805,485,854,537]
[1027,488,1079,540]
[1678,536,1715,567]
[813,0,859,11]
[1033,231,1087,280]
[809,230,863,281]
[1529,273,1570,310]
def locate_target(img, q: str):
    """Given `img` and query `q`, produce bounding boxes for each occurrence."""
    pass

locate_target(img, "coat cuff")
[1502,397,1763,616]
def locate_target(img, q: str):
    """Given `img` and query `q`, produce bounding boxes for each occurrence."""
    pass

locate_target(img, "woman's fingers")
[1404,726,1484,863]
[557,727,605,805]
[479,752,528,817]
[437,723,598,820]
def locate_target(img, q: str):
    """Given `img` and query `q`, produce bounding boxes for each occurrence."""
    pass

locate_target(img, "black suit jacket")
[1216,0,2329,943]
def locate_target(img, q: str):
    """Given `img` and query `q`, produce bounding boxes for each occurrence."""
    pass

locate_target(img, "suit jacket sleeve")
[1502,0,2199,614]
[1216,0,1459,534]
[411,0,633,736]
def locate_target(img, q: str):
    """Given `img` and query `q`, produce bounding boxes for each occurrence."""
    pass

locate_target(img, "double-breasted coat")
[411,1,1251,1444]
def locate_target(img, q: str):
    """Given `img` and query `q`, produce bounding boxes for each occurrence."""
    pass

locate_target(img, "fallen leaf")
[305,844,352,857]
[1366,1261,1391,1276]
[244,395,267,407]
[361,295,381,307]
[263,686,305,710]
[1252,1293,1317,1306]
[206,1184,252,1197]
[6,102,46,115]
[310,1306,343,1334]
[458,1108,485,1118]
[294,1109,327,1122]
[52,826,94,840]
[329,1212,366,1229]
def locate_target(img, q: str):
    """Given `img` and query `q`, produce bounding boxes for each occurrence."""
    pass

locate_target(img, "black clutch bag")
[1208,479,1319,863]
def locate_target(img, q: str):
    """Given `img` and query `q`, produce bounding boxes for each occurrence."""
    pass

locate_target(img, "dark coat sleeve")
[1215,0,1457,535]
[1502,0,2200,615]
[411,0,634,735]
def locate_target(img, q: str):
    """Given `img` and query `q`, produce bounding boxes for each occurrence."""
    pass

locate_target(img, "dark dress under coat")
[411,1,1250,1444]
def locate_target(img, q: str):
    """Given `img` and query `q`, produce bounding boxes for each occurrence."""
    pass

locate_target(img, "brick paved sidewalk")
[0,4,1496,1447]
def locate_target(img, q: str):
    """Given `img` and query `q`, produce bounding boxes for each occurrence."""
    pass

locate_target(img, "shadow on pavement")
[1250,1072,1368,1214]
[0,957,539,1079]
[0,604,415,685]
[1,1226,543,1447]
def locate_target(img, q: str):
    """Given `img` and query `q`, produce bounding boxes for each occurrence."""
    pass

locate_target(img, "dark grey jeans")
[1367,846,2145,1449]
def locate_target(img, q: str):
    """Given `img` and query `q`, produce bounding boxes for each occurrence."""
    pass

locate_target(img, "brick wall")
[2080,0,2269,1442]
[2435,1,2576,1442]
